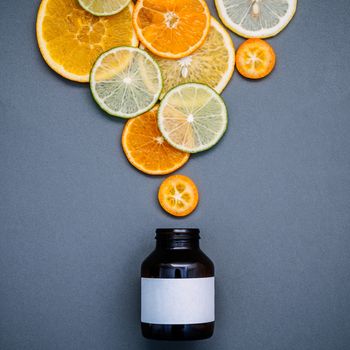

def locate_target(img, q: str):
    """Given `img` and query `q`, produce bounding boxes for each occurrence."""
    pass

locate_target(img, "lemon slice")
[158,83,228,153]
[78,0,130,16]
[90,47,162,118]
[143,17,235,99]
[215,0,297,38]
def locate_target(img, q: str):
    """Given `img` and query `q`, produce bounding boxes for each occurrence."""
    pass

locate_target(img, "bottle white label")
[141,277,215,325]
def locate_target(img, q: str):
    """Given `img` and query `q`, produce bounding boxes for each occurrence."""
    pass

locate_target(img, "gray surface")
[1,0,350,349]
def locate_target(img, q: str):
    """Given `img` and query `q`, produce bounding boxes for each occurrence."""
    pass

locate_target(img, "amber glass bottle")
[141,228,215,340]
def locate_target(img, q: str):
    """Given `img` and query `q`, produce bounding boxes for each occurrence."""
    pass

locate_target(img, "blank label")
[141,277,215,325]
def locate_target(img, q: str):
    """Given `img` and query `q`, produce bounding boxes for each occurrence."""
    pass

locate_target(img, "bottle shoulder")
[141,249,214,278]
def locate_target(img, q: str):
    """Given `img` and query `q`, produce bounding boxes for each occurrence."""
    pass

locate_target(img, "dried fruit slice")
[36,0,138,82]
[132,0,210,59]
[236,38,276,79]
[122,106,190,175]
[158,175,199,216]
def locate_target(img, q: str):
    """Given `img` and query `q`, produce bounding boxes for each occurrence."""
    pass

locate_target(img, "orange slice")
[132,0,210,59]
[236,39,276,79]
[122,106,190,175]
[158,175,199,217]
[36,0,138,82]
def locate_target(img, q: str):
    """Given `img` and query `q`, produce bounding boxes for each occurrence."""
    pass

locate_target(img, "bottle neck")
[156,238,199,250]
[155,228,200,250]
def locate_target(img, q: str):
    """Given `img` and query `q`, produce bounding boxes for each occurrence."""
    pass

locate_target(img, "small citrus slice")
[36,0,138,82]
[158,175,199,217]
[90,47,162,118]
[132,0,210,59]
[78,0,130,16]
[122,106,190,175]
[158,83,228,153]
[236,39,276,79]
[143,17,235,98]
[215,0,297,38]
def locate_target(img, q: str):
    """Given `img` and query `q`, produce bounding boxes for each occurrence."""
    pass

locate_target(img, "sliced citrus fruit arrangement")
[158,83,228,153]
[90,47,162,118]
[215,0,297,38]
[122,106,190,175]
[236,39,276,79]
[132,0,210,59]
[158,175,199,217]
[143,17,235,98]
[36,0,138,82]
[78,0,130,16]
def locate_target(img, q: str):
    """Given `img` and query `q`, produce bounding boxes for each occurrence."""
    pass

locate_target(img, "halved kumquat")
[236,39,276,79]
[158,175,199,217]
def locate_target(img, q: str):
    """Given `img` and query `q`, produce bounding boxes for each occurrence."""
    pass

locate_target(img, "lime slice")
[142,17,235,99]
[158,83,228,153]
[215,0,297,38]
[90,47,162,119]
[78,0,130,16]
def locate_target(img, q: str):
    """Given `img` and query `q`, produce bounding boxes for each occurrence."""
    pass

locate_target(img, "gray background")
[1,0,350,349]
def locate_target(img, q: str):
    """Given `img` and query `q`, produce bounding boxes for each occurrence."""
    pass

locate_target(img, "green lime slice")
[158,83,228,153]
[90,47,162,119]
[78,0,131,16]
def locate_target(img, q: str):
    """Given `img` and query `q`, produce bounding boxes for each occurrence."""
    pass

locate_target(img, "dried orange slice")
[158,175,199,217]
[36,0,138,82]
[132,0,210,59]
[122,106,190,175]
[236,39,276,79]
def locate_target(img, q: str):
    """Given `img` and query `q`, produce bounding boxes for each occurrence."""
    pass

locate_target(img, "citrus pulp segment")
[158,83,228,153]
[90,47,162,118]
[122,106,190,175]
[215,0,297,38]
[158,175,199,217]
[132,0,211,59]
[78,0,131,16]
[143,17,235,98]
[36,0,138,82]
